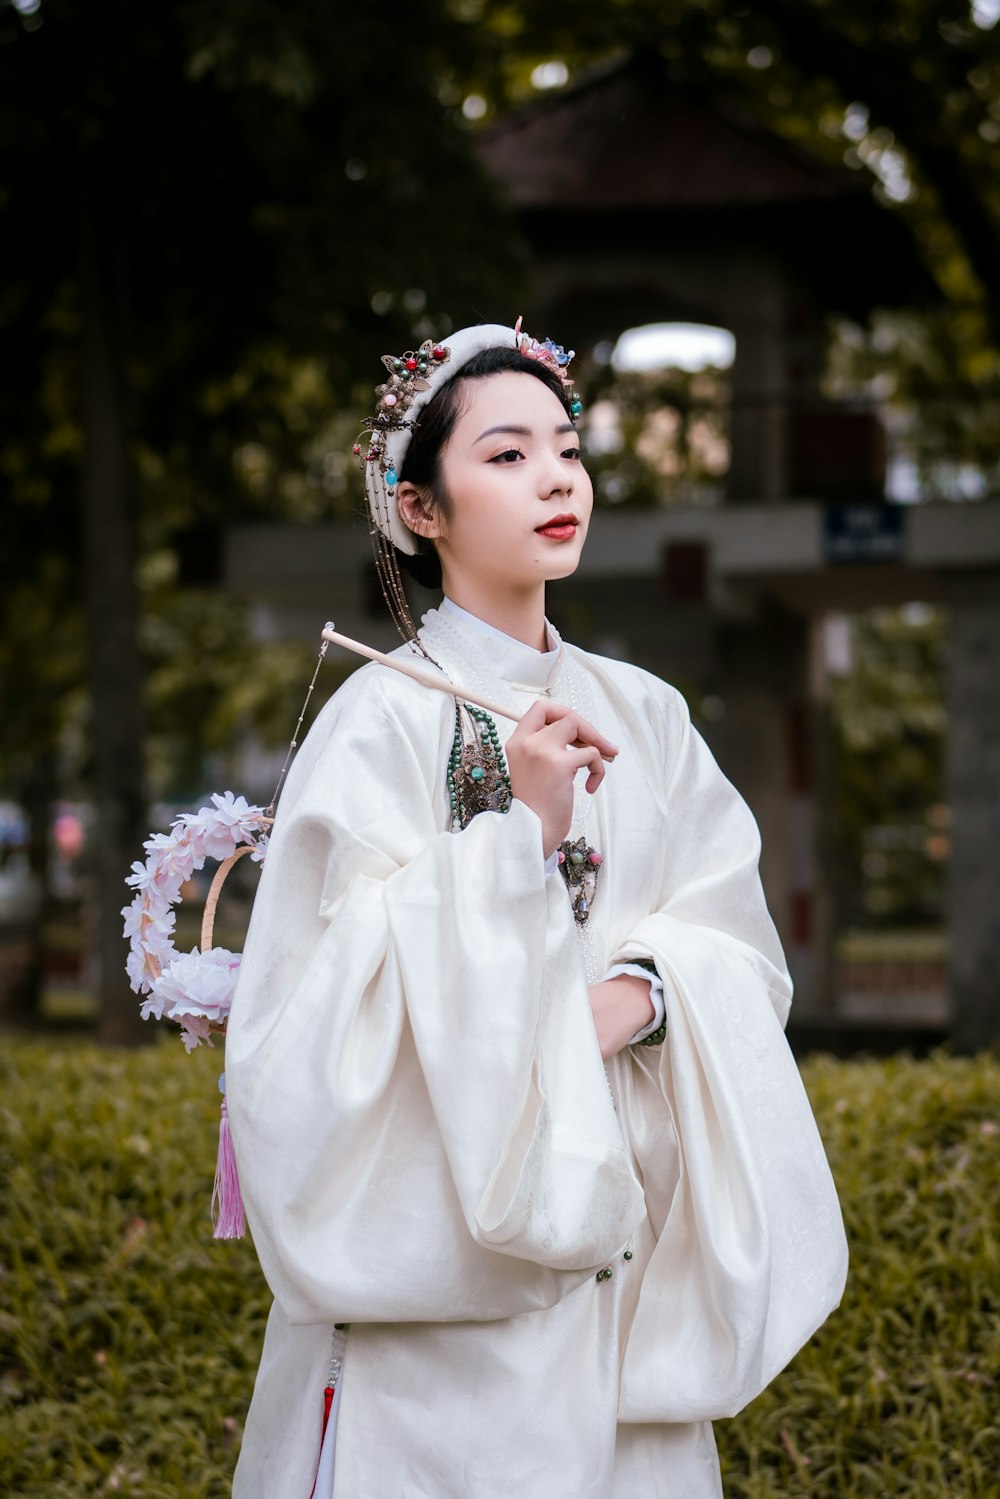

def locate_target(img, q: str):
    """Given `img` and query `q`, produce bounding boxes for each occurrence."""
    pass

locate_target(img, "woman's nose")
[540,457,573,497]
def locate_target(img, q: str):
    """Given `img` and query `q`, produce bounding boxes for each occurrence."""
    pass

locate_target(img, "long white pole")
[321,624,524,722]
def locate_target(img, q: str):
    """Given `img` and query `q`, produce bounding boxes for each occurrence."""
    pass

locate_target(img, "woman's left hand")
[588,974,656,1060]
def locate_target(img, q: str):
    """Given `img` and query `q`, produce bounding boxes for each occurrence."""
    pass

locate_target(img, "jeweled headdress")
[354,319,581,647]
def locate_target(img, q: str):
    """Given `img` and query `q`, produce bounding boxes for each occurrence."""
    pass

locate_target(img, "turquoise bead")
[570,850,584,865]
[470,766,485,782]
[385,467,397,487]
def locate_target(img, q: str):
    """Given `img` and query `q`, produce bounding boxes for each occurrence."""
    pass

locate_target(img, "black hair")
[396,346,575,591]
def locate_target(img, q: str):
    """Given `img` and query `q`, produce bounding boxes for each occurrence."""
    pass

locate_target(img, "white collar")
[441,597,559,656]
[428,598,563,694]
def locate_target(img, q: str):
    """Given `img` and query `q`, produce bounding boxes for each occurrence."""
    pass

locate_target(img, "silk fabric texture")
[225,606,848,1498]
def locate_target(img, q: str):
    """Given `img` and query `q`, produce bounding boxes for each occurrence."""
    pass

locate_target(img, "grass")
[0,1037,267,1499]
[1,1039,998,1498]
[715,1052,1000,1498]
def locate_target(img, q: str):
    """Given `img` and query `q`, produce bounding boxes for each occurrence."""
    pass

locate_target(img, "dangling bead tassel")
[211,1073,246,1240]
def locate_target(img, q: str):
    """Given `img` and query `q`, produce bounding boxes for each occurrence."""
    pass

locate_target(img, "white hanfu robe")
[225,602,847,1499]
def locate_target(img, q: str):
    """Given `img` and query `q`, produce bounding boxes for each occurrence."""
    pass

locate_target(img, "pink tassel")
[212,1083,246,1240]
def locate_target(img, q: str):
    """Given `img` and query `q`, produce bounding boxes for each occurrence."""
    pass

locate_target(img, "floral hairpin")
[513,316,583,419]
[353,338,452,490]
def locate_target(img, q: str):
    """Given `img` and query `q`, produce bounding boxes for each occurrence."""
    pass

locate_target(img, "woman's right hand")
[505,700,619,858]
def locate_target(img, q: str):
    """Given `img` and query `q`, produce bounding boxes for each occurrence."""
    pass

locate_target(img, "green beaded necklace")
[446,702,513,830]
[446,703,607,929]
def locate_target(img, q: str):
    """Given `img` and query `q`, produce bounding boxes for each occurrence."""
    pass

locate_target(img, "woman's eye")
[489,448,524,464]
[563,447,584,460]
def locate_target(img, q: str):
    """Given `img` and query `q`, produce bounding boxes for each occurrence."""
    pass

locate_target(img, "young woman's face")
[422,370,592,594]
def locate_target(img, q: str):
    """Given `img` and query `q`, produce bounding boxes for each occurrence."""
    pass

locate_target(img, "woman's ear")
[397,482,445,541]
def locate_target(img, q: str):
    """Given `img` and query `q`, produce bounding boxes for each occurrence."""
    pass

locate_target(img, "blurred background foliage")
[829,605,947,930]
[1,0,998,1033]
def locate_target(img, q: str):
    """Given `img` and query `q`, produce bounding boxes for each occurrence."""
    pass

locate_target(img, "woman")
[225,321,847,1499]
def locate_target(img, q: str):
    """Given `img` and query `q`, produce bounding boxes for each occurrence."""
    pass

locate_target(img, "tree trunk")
[78,154,150,1047]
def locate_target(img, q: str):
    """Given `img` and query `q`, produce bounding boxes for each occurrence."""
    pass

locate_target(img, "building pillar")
[944,580,1000,1051]
[709,609,830,1014]
[727,260,789,502]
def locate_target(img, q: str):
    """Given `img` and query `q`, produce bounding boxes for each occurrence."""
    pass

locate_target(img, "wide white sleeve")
[225,670,644,1330]
[609,685,848,1422]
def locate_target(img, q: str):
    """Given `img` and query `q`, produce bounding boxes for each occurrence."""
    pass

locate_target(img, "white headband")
[357,319,579,556]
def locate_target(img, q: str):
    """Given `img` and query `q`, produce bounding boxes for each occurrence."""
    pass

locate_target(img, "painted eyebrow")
[473,422,580,444]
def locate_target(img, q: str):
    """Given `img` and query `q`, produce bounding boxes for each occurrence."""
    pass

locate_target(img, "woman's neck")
[439,580,547,652]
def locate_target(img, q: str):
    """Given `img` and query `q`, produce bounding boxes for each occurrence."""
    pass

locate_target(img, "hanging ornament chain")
[369,516,436,660]
[264,629,332,821]
[266,617,452,826]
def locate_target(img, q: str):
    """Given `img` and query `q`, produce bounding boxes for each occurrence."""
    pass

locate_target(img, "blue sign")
[822,504,905,565]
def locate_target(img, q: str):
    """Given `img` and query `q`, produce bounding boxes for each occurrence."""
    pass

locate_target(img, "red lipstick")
[536,513,578,540]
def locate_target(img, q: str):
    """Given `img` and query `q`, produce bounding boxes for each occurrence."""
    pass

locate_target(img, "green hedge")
[1,1039,998,1497]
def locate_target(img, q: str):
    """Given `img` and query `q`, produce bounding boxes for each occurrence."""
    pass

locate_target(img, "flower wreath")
[122,791,270,1052]
[122,628,332,1239]
[122,792,273,1239]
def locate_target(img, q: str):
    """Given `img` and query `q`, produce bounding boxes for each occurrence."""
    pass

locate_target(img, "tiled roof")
[479,54,861,211]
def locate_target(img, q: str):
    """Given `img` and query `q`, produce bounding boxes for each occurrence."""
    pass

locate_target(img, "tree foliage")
[829,605,947,929]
